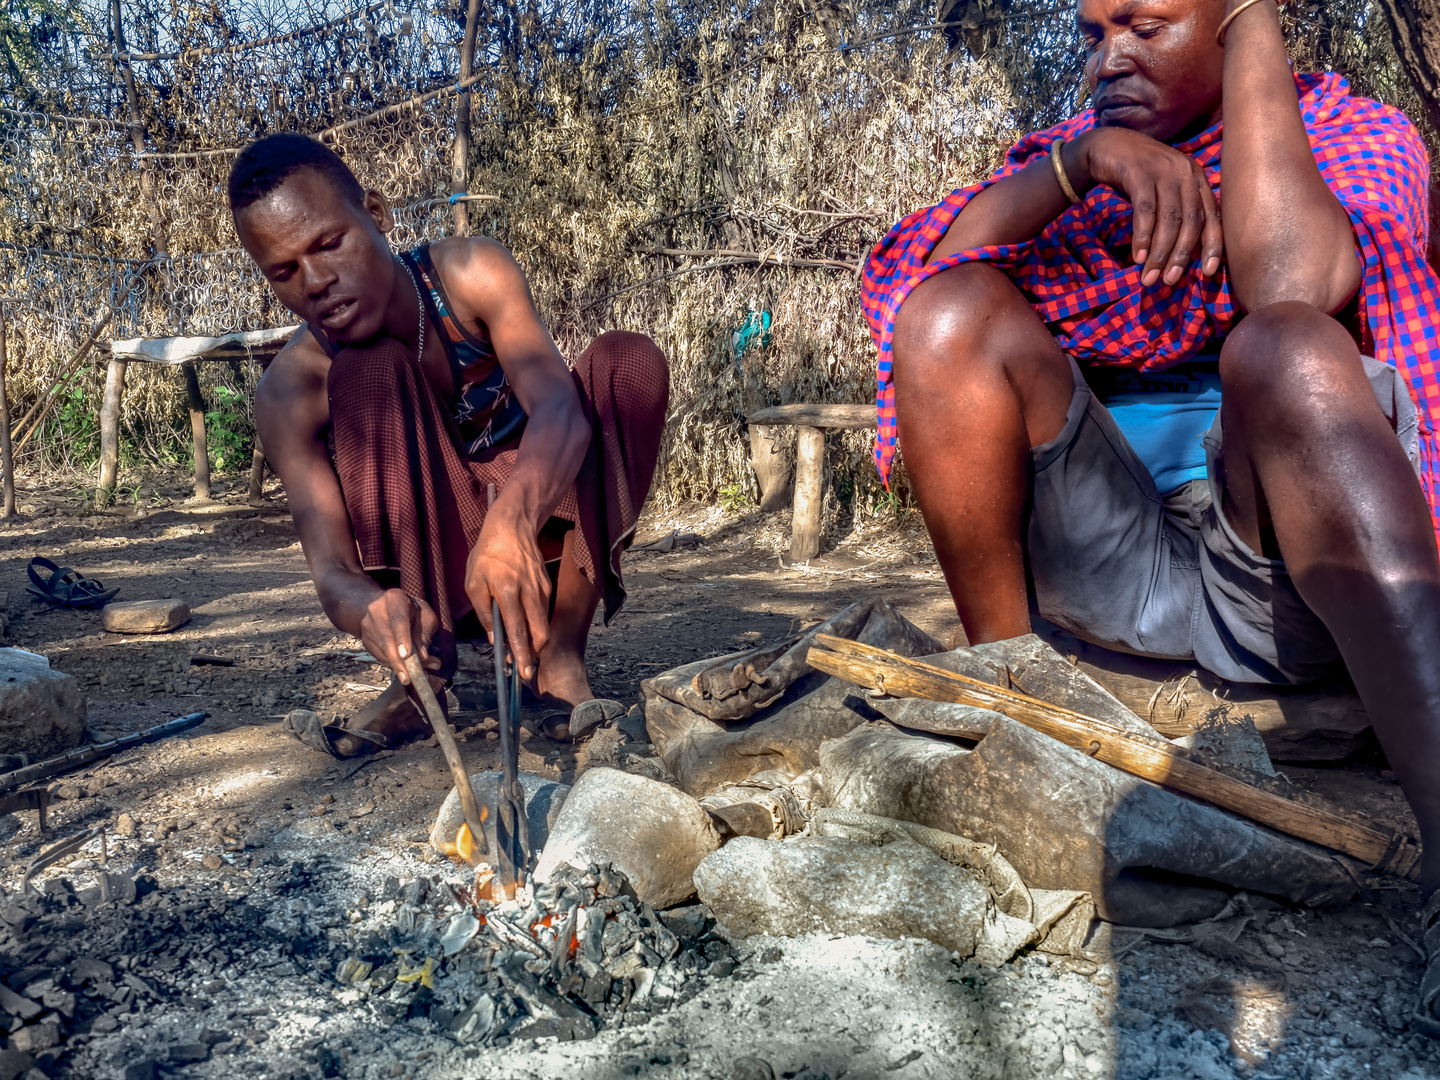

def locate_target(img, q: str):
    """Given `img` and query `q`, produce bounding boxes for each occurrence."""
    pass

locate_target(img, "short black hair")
[227,133,365,214]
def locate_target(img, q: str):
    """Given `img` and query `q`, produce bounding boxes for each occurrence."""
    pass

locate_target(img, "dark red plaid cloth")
[862,73,1440,546]
[326,330,669,668]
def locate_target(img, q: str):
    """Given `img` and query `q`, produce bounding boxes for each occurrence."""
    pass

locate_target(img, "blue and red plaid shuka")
[862,73,1440,546]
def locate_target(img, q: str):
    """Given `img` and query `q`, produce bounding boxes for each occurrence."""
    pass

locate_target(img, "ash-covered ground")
[0,470,1436,1080]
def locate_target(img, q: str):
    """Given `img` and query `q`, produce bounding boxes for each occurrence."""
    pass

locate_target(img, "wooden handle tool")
[403,652,488,860]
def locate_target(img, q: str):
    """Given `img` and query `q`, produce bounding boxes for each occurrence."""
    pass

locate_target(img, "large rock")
[533,767,722,908]
[694,834,992,957]
[101,599,190,634]
[0,648,85,757]
[430,770,569,860]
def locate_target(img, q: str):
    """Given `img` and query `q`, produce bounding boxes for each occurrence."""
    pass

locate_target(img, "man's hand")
[1067,126,1224,288]
[466,508,552,681]
[359,588,440,685]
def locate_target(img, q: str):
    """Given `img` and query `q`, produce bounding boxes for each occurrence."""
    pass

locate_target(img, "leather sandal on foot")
[282,709,387,759]
[1413,891,1440,1038]
[26,556,120,609]
[536,699,627,742]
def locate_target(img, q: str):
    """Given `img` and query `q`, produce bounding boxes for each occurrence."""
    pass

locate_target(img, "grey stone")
[694,834,991,957]
[731,1057,775,1080]
[533,768,721,908]
[0,987,39,1021]
[8,1022,59,1054]
[167,1043,210,1064]
[429,770,569,860]
[0,649,85,757]
[100,599,190,634]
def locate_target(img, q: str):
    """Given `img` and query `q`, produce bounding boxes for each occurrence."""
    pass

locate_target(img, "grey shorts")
[1028,356,1421,686]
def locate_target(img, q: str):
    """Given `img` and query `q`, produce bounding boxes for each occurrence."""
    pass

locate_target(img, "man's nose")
[301,258,337,298]
[1092,32,1137,82]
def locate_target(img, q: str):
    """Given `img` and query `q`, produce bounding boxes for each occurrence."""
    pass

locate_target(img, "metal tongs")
[488,483,531,892]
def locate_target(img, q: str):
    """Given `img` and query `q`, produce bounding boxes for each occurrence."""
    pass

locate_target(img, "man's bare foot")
[532,650,594,713]
[329,676,436,756]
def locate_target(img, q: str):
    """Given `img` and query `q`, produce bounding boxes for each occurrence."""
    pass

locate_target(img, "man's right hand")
[359,588,440,685]
[1067,126,1224,288]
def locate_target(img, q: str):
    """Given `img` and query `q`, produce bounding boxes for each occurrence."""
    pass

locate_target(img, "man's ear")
[363,189,395,235]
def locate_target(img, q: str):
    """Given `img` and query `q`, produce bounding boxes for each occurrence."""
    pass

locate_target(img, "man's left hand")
[465,508,552,681]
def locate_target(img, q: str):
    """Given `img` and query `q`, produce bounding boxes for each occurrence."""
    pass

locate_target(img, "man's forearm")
[314,563,387,639]
[930,152,1079,263]
[1219,0,1361,313]
[488,406,591,539]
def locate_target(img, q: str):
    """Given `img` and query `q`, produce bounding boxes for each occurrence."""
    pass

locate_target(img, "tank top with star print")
[399,244,529,455]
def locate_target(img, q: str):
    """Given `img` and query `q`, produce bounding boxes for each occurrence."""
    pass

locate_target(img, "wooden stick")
[181,361,210,499]
[97,356,127,502]
[9,299,118,452]
[806,634,1420,878]
[0,303,13,519]
[403,653,488,860]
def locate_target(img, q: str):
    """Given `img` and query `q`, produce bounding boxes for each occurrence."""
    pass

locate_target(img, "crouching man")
[230,134,669,753]
[864,0,1440,1030]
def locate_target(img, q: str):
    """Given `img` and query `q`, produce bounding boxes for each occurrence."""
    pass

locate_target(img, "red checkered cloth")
[862,73,1440,545]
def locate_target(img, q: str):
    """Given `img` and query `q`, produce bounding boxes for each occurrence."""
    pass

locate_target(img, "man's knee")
[584,330,669,416]
[1220,301,1359,404]
[892,262,1058,390]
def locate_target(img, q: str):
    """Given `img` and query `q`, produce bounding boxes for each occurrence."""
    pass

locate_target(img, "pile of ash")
[334,862,731,1046]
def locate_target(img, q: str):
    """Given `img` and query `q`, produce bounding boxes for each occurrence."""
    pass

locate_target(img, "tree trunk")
[451,0,483,236]
[789,426,826,562]
[248,432,267,506]
[1376,0,1440,134]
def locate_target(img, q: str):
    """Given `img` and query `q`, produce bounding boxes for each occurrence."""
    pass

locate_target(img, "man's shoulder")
[256,326,328,409]
[426,235,515,281]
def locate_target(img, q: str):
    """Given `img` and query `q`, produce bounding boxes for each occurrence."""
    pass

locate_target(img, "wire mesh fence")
[0,0,1426,516]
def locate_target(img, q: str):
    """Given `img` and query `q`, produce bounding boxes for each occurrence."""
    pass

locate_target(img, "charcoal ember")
[400,878,430,907]
[580,971,613,1005]
[659,904,711,942]
[166,1042,210,1064]
[576,907,605,967]
[379,876,402,902]
[450,993,501,1044]
[0,986,40,1021]
[9,1021,60,1054]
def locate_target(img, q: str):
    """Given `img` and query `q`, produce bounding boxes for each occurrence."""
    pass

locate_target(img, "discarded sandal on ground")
[1413,891,1440,1038]
[282,708,387,759]
[539,698,629,742]
[25,556,120,609]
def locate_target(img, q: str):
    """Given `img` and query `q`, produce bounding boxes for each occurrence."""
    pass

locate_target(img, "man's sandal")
[538,698,629,742]
[25,556,120,609]
[282,709,387,759]
[1413,891,1440,1038]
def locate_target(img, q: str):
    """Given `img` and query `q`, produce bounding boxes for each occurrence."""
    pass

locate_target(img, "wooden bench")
[745,403,876,562]
[104,326,297,503]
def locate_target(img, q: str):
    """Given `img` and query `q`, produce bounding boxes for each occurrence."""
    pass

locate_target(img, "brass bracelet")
[1216,0,1270,45]
[1050,139,1081,205]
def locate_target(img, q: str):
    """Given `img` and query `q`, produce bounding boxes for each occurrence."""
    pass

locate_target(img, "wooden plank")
[806,633,1419,878]
[747,403,875,429]
[790,426,826,561]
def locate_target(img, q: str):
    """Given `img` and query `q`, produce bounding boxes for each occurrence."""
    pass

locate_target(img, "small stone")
[122,1062,158,1080]
[115,814,137,838]
[101,599,190,635]
[9,1022,60,1054]
[319,793,335,805]
[91,1015,118,1033]
[201,854,224,871]
[71,958,113,985]
[54,785,80,801]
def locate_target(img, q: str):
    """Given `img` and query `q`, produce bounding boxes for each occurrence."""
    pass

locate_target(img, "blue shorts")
[1027,356,1422,685]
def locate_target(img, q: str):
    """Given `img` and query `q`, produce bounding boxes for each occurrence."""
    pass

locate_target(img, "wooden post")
[247,431,266,506]
[789,425,825,562]
[97,357,127,503]
[450,0,483,236]
[182,360,209,499]
[0,305,14,519]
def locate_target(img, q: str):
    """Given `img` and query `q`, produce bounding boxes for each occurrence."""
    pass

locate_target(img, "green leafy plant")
[717,482,753,514]
[205,384,252,472]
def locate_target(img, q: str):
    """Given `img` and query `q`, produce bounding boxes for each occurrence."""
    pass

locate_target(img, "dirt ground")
[0,468,1438,1080]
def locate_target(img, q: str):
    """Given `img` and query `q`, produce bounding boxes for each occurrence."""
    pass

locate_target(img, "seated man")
[229,134,669,753]
[864,0,1440,1029]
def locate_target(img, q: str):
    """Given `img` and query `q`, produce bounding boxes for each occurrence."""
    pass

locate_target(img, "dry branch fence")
[0,0,1425,521]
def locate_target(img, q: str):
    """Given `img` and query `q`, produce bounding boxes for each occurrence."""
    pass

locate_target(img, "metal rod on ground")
[0,711,209,794]
[402,652,487,860]
[805,634,1421,878]
[489,481,529,892]
[0,302,13,518]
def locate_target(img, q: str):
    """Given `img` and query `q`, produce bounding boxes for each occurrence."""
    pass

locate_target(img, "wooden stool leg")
[247,433,267,506]
[0,308,13,519]
[790,425,826,562]
[181,361,210,499]
[98,357,127,504]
